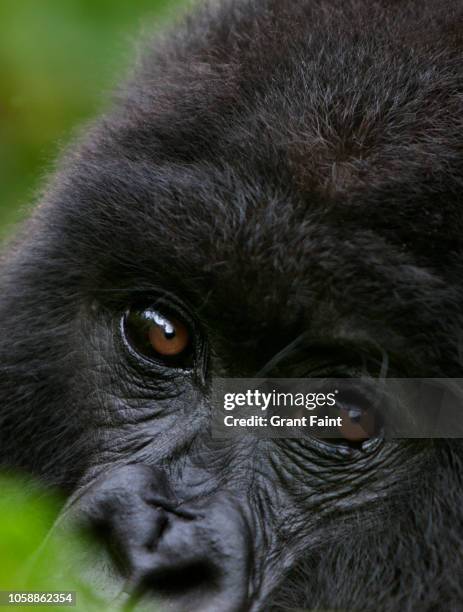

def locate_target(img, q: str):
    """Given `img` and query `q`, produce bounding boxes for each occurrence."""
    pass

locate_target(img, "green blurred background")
[0,3,186,605]
[0,0,186,241]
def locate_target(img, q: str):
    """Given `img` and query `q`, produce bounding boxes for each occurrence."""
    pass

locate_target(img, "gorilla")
[1,0,463,610]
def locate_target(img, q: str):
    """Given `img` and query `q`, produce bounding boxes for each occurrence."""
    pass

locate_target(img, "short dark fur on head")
[1,0,463,610]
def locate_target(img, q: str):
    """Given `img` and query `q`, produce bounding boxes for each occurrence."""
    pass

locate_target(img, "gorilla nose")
[67,464,251,612]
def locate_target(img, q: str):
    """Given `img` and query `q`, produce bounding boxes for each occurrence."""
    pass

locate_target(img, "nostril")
[145,513,169,552]
[141,559,221,597]
[88,509,171,574]
[89,518,131,575]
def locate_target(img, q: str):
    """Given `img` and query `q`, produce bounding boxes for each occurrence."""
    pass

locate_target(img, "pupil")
[149,309,176,339]
[163,327,176,340]
[347,407,363,423]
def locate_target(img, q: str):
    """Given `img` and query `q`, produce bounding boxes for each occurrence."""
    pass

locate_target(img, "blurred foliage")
[0,474,102,611]
[0,3,188,605]
[0,474,157,611]
[0,0,187,240]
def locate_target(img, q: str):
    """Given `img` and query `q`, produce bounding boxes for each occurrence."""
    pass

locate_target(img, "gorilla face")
[1,1,463,610]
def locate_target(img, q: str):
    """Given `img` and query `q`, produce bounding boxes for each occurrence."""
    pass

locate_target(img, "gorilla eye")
[314,391,383,451]
[337,403,378,442]
[124,306,192,367]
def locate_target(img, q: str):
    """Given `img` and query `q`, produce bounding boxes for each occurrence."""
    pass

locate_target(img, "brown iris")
[148,313,189,356]
[338,405,377,442]
[124,307,192,365]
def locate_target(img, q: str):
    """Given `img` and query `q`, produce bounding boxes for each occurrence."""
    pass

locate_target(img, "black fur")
[1,1,463,610]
